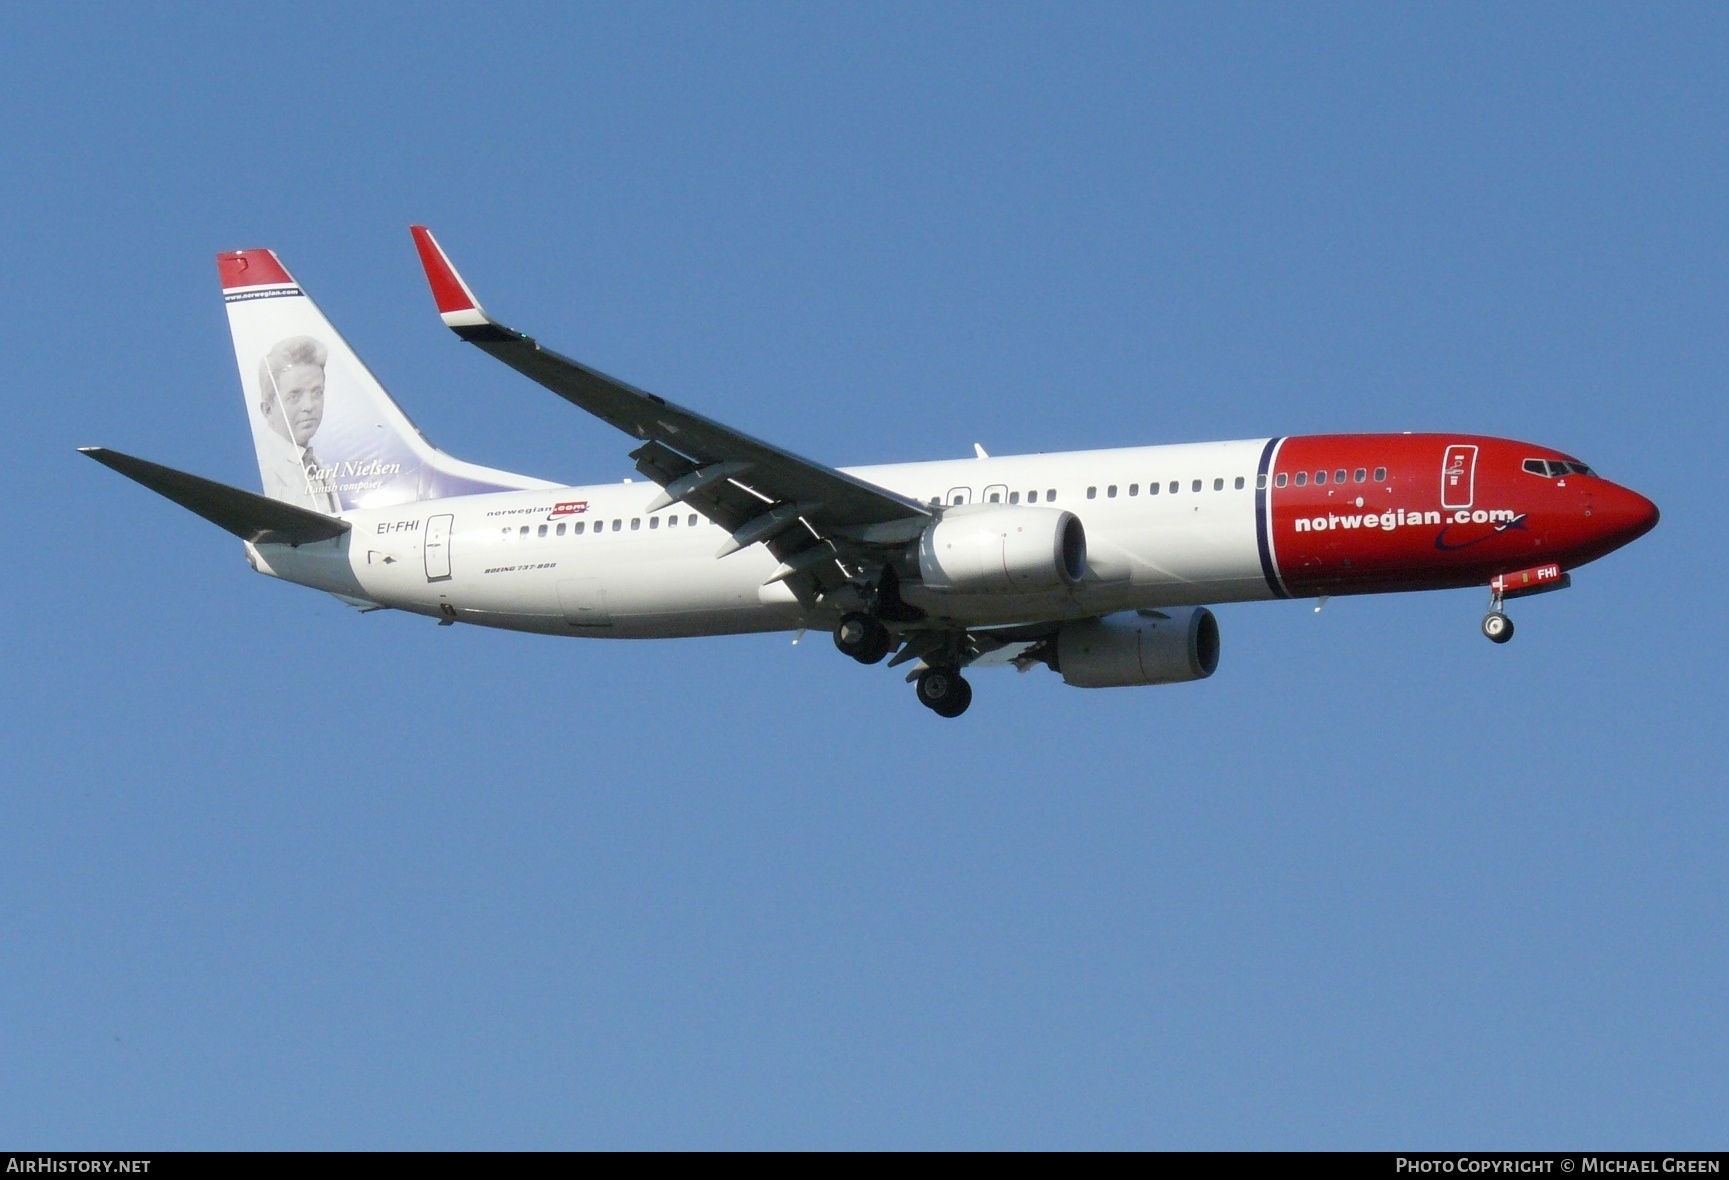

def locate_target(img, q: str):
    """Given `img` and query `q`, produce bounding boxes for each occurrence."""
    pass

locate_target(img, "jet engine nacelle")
[1055,607,1220,688]
[916,507,1086,594]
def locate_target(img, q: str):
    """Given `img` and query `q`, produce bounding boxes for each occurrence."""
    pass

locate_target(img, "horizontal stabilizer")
[80,447,351,546]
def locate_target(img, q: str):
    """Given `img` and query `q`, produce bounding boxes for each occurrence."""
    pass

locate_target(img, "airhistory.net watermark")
[5,1162,149,1174]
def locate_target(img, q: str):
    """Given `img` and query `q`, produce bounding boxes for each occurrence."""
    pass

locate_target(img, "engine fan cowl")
[916,507,1086,594]
[1054,607,1220,688]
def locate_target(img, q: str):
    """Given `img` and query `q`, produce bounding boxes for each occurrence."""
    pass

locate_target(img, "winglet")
[410,225,491,330]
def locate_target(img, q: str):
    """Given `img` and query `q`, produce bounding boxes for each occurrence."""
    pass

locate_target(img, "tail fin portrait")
[218,249,551,513]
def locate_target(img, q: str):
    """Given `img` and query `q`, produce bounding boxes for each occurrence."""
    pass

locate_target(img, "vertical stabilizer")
[219,249,553,512]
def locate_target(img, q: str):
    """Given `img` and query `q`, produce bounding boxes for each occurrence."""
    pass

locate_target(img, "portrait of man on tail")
[255,335,340,513]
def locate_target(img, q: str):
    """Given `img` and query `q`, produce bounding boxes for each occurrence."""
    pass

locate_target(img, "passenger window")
[988,492,1000,503]
[668,514,678,527]
[1149,481,1160,495]
[1129,484,1139,496]
[1047,489,1057,501]
[1107,485,1117,498]
[1275,473,1288,487]
[1374,467,1387,482]
[1191,479,1202,493]
[574,522,585,535]
[519,525,530,537]
[1353,468,1366,483]
[1009,491,1020,504]
[650,516,660,529]
[1295,472,1307,486]
[1314,471,1326,485]
[1334,469,1347,484]
[1213,478,1223,491]
[613,520,622,532]
[1027,490,1038,503]
[556,522,566,536]
[1087,486,1097,499]
[631,518,641,530]
[688,514,698,527]
[538,524,548,538]
[1235,476,1245,490]
[1168,481,1178,494]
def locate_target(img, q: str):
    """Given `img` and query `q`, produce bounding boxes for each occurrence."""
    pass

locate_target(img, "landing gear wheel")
[1481,612,1514,644]
[860,625,892,664]
[834,612,892,664]
[916,668,973,717]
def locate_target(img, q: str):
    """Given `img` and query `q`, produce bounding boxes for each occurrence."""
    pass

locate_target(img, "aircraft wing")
[409,227,931,595]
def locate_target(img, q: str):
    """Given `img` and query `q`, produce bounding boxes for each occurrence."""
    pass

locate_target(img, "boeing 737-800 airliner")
[83,227,1660,717]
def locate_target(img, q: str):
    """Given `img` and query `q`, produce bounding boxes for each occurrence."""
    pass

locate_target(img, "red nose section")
[1595,483,1660,550]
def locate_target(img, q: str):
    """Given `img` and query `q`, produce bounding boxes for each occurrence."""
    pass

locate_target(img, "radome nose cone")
[1600,484,1660,544]
[1635,492,1660,533]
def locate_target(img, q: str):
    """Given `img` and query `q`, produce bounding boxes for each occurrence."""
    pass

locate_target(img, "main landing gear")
[833,611,893,664]
[833,610,973,717]
[915,666,973,718]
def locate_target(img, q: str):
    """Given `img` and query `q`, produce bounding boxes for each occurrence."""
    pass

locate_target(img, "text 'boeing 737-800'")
[82,227,1660,717]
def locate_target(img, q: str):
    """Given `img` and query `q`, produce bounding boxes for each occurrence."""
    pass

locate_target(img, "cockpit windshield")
[1522,458,1596,478]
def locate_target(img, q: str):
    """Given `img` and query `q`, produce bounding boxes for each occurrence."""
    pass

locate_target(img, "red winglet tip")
[217,249,294,290]
[410,225,477,314]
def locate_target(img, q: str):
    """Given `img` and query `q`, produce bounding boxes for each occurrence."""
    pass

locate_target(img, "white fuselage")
[250,439,1277,637]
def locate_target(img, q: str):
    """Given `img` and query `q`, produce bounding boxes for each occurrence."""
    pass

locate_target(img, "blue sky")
[2,3,1724,1148]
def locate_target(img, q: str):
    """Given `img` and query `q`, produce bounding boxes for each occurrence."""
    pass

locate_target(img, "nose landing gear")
[1481,610,1514,643]
[915,667,973,717]
[1481,581,1515,643]
[1479,563,1570,643]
